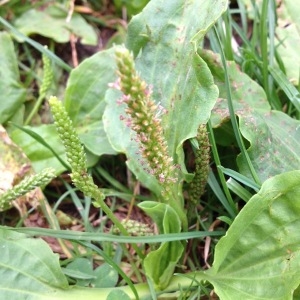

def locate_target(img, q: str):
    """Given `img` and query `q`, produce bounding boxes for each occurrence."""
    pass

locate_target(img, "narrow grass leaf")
[269,65,300,112]
[212,26,261,185]
[218,166,260,191]
[207,168,237,218]
[0,16,72,72]
[226,177,253,202]
[7,226,224,243]
[11,123,69,170]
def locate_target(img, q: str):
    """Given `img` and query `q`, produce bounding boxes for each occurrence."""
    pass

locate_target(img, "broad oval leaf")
[64,48,117,156]
[65,259,118,288]
[65,258,95,286]
[93,263,118,288]
[103,0,226,193]
[0,32,26,124]
[10,124,98,173]
[202,49,300,183]
[276,0,300,85]
[10,124,68,173]
[14,7,97,45]
[237,110,300,182]
[206,170,300,299]
[0,229,69,299]
[126,0,223,168]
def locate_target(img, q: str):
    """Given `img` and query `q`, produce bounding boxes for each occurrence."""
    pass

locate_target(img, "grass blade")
[212,25,261,185]
[0,16,72,72]
[269,66,300,113]
[7,226,225,243]
[11,123,70,170]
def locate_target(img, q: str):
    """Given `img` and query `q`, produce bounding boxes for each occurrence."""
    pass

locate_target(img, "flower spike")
[113,47,177,201]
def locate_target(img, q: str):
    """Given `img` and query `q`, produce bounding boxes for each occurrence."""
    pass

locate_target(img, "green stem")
[91,189,144,258]
[43,271,209,300]
[25,94,44,125]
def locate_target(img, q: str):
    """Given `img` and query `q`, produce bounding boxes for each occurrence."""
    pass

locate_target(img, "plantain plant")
[2,0,300,299]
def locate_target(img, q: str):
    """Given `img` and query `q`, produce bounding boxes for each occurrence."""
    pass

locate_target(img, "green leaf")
[10,124,67,173]
[276,0,300,85]
[0,228,69,298]
[106,289,131,300]
[65,259,118,288]
[103,0,226,191]
[139,201,184,290]
[14,6,97,45]
[129,0,149,11]
[268,65,300,112]
[0,17,72,72]
[206,170,300,299]
[63,268,96,280]
[10,226,224,243]
[203,49,270,128]
[65,258,95,286]
[92,263,118,288]
[127,0,223,169]
[11,123,70,170]
[113,0,150,16]
[0,228,140,299]
[139,201,181,234]
[203,50,300,183]
[64,48,117,156]
[103,87,163,195]
[0,31,26,124]
[237,110,300,182]
[10,125,98,173]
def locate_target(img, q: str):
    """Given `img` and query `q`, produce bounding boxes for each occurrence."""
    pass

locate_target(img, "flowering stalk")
[114,48,176,198]
[48,96,143,252]
[0,168,56,211]
[25,48,53,125]
[113,47,187,230]
[40,50,53,98]
[188,124,210,217]
[49,96,99,198]
[113,219,154,236]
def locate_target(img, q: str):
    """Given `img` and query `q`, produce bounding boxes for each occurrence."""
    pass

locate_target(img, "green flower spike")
[113,219,154,236]
[0,168,56,211]
[49,96,104,202]
[39,50,53,98]
[25,48,54,125]
[188,124,210,218]
[114,47,176,202]
[49,96,144,257]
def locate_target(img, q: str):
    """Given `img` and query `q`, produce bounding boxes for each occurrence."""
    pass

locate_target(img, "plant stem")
[46,271,209,300]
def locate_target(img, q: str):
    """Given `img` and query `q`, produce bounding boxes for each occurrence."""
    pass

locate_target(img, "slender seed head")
[49,96,105,202]
[189,124,210,204]
[0,168,56,211]
[40,49,53,98]
[113,47,177,201]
